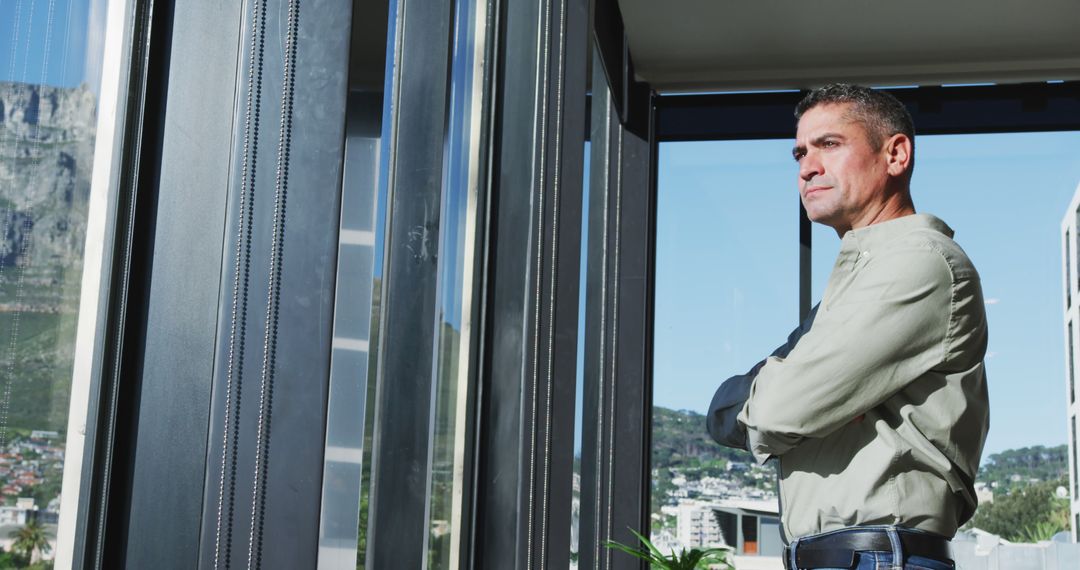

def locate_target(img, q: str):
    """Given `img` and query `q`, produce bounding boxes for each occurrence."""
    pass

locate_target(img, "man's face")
[793,103,891,234]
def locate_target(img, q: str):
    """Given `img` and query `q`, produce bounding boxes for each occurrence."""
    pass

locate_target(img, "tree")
[977,445,1068,495]
[9,520,50,564]
[0,547,21,568]
[966,478,1069,542]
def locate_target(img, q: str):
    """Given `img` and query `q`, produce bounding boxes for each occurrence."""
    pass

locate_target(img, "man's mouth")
[804,185,831,197]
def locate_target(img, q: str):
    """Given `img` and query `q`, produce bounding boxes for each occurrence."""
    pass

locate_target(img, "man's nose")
[799,151,822,181]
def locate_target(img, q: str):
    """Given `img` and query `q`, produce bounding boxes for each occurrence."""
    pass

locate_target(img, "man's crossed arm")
[706,305,818,451]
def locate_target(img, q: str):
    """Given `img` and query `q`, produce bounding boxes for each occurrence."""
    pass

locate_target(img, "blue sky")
[652,131,1080,459]
[0,0,102,90]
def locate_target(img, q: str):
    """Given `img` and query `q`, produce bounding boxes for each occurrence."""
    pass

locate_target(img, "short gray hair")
[794,84,915,151]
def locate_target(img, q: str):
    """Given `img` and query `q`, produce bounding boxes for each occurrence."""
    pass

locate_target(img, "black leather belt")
[782,528,952,569]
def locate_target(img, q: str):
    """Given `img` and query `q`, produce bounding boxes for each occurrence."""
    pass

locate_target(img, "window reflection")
[1067,229,1073,308]
[426,0,491,564]
[0,0,110,563]
[569,140,589,569]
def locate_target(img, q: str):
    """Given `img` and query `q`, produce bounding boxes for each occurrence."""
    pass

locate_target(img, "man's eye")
[823,140,838,147]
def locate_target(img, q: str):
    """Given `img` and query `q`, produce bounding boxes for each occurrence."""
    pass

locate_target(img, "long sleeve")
[706,305,818,450]
[738,246,953,464]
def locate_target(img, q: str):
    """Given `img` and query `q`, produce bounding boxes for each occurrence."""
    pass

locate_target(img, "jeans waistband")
[782,526,952,570]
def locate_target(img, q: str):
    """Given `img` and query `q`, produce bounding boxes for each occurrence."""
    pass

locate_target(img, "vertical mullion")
[472,0,587,567]
[362,0,455,566]
[194,0,353,566]
[72,0,167,564]
[579,44,656,570]
[91,0,246,565]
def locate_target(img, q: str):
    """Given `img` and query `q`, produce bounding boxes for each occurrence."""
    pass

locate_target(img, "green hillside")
[651,406,777,513]
[653,405,754,467]
[977,445,1069,493]
[0,312,76,433]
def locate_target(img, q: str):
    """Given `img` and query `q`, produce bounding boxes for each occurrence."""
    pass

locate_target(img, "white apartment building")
[1062,182,1080,541]
[677,500,725,549]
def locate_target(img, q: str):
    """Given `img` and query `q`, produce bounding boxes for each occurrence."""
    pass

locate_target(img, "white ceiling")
[618,0,1080,92]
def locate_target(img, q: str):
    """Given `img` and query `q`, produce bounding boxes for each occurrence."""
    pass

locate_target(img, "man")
[707,84,989,570]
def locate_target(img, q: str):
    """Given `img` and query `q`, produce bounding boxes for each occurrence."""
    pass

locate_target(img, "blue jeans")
[787,526,955,570]
[817,552,955,570]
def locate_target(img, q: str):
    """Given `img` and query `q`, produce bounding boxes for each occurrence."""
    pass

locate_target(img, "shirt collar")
[838,213,954,263]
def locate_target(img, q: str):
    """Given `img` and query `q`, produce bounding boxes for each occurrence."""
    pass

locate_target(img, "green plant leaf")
[605,539,667,567]
[629,528,668,560]
[605,527,734,569]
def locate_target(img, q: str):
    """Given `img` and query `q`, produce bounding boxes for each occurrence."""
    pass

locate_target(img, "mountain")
[0,81,97,434]
[1,81,95,313]
[653,405,755,468]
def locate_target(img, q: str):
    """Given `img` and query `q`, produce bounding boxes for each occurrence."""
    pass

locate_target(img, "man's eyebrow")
[812,133,846,145]
[792,133,848,158]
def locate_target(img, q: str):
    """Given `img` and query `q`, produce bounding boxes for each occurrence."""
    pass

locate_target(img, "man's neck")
[835,192,916,237]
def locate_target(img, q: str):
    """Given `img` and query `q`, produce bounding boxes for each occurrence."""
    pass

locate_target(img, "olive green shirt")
[737,213,989,539]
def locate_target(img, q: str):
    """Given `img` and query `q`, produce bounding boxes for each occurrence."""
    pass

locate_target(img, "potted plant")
[606,529,734,569]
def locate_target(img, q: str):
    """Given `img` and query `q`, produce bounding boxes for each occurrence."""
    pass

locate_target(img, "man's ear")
[884,133,913,177]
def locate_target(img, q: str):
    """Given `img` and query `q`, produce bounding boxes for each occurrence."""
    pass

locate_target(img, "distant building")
[0,497,38,526]
[711,501,783,558]
[0,505,31,526]
[1062,182,1080,541]
[676,498,782,558]
[677,500,723,548]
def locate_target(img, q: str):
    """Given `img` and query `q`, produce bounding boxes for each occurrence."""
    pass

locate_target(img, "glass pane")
[1071,418,1080,498]
[315,0,391,566]
[652,140,798,554]
[569,140,589,570]
[656,130,1080,557]
[1066,229,1072,308]
[741,514,757,554]
[426,0,491,565]
[1075,206,1080,293]
[317,90,384,568]
[1,0,113,564]
[1071,322,1076,405]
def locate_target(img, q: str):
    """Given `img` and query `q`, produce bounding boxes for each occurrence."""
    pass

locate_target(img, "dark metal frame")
[657,81,1080,142]
[470,0,589,567]
[81,0,248,566]
[195,0,353,567]
[578,47,658,570]
[72,0,174,565]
